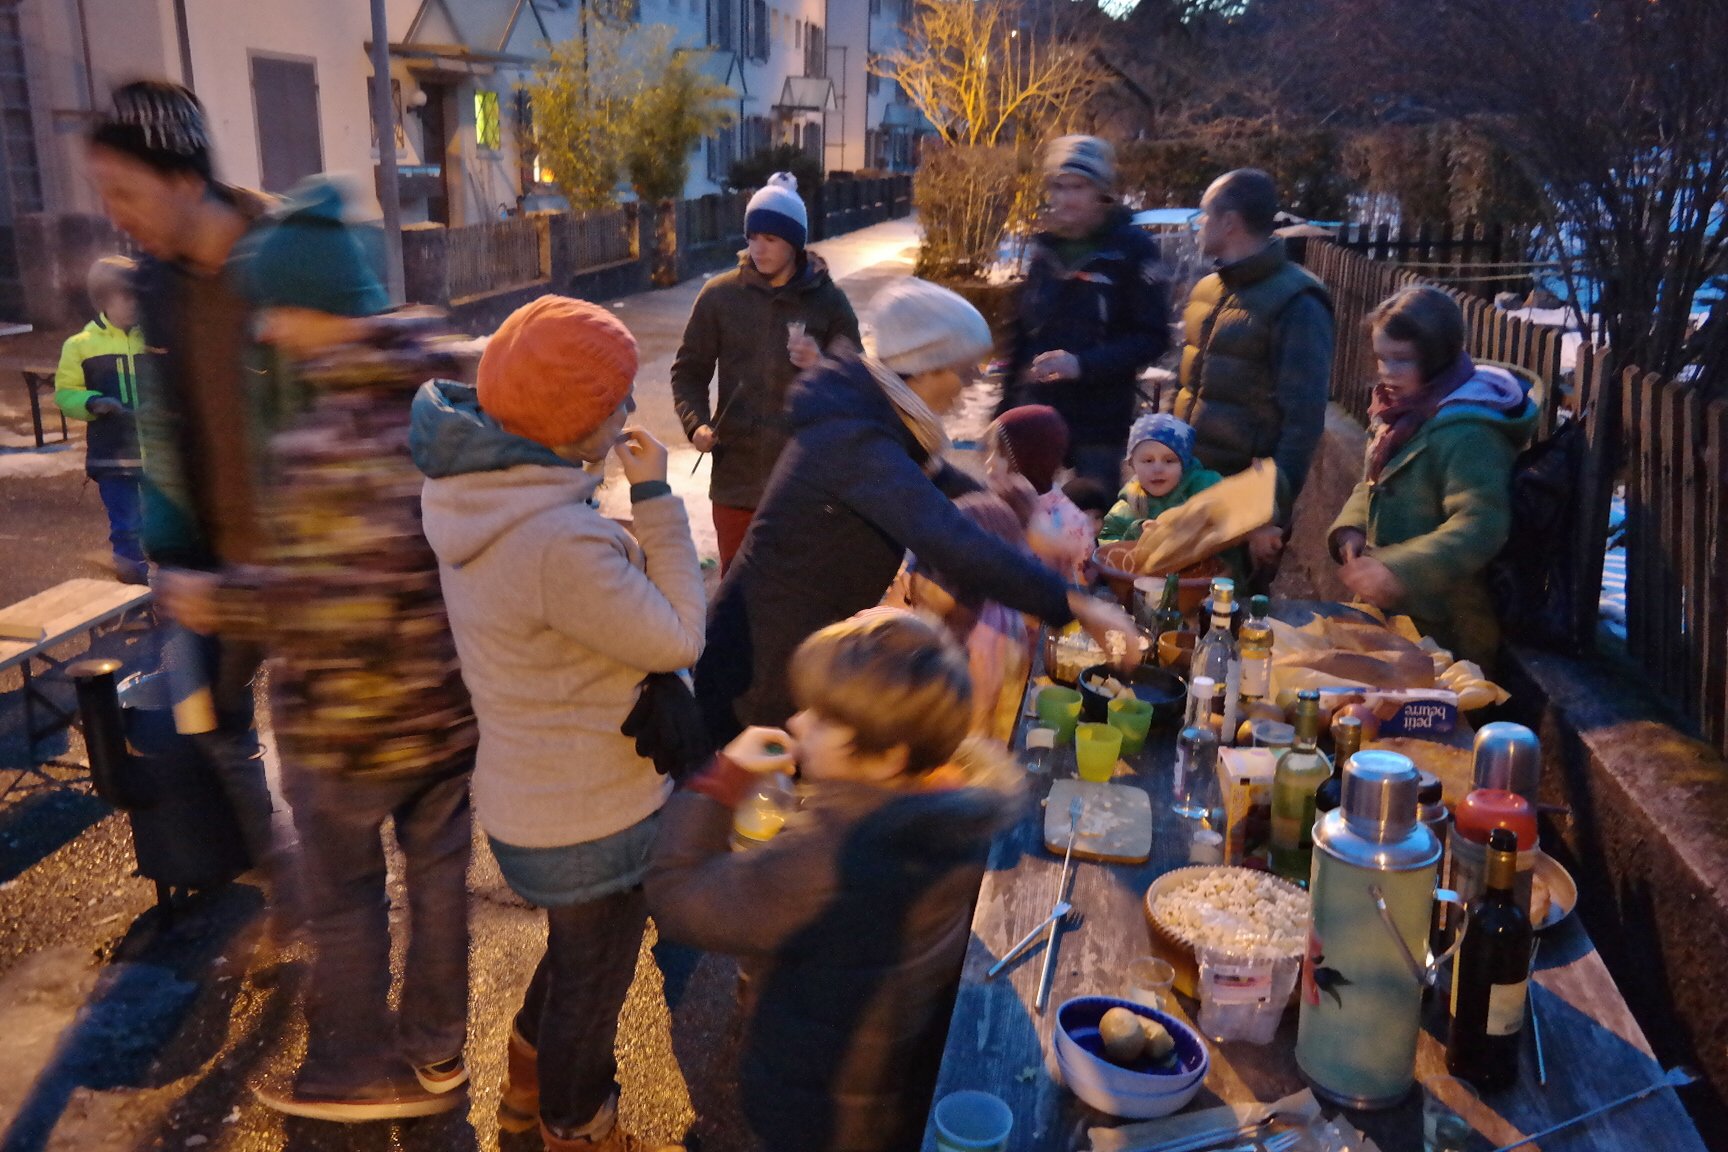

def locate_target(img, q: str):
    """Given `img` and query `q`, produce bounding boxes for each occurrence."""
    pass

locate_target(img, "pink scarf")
[1366,354,1475,481]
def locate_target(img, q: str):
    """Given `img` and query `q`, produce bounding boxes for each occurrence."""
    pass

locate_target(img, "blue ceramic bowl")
[1054,996,1209,1118]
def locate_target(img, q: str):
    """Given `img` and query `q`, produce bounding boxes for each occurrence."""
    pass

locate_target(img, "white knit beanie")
[869,279,993,376]
[745,172,808,249]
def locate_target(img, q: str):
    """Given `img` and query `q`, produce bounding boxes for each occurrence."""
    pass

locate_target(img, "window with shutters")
[251,54,324,193]
[806,26,824,77]
[712,0,734,50]
[752,0,769,60]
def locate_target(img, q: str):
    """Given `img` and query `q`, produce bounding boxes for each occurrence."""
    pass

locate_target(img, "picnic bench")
[922,602,1706,1152]
[0,578,152,757]
[15,364,68,449]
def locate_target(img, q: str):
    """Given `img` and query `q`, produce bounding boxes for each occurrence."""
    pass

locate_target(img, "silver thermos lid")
[1472,722,1541,804]
[1342,750,1421,843]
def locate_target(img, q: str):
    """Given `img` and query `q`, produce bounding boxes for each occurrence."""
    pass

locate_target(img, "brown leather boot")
[538,1094,684,1151]
[496,1024,539,1134]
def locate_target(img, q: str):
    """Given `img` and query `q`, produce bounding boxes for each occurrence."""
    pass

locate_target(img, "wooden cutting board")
[1043,778,1154,864]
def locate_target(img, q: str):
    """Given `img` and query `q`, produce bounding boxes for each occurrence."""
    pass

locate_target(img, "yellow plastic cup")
[1075,722,1123,782]
[1107,695,1155,757]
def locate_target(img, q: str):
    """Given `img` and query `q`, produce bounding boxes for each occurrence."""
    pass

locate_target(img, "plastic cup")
[1421,1075,1480,1152]
[1106,695,1154,756]
[933,1089,1012,1152]
[1075,722,1123,782]
[1036,686,1083,746]
[1124,955,1176,1010]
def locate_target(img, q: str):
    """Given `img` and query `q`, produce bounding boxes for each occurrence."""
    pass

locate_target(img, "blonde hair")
[788,610,972,774]
[86,255,137,312]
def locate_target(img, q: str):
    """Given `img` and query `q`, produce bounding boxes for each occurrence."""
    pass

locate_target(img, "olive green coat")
[1328,381,1537,668]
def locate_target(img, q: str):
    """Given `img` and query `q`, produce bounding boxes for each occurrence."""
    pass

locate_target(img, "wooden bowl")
[1093,543,1222,615]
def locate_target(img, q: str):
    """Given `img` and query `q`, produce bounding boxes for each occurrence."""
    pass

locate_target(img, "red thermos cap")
[1454,788,1537,850]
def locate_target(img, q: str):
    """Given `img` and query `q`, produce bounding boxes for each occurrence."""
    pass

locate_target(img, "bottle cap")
[1026,726,1056,750]
[1341,749,1420,843]
[1250,594,1270,615]
[1472,722,1541,798]
[1417,770,1444,807]
[1189,676,1216,694]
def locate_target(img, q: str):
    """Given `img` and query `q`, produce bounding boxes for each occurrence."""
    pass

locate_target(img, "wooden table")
[921,611,1706,1152]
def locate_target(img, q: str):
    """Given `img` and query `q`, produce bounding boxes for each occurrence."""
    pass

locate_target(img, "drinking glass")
[1124,955,1176,1010]
[1421,1075,1480,1152]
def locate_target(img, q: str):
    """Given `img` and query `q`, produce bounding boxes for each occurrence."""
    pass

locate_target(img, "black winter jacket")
[671,251,861,508]
[695,354,1073,741]
[1000,208,1172,446]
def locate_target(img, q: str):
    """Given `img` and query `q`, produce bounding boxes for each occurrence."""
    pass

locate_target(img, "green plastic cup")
[1035,686,1083,745]
[1106,695,1155,757]
[1075,722,1123,782]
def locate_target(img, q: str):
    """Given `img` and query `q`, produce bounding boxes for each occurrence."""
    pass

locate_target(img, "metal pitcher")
[1295,751,1468,1109]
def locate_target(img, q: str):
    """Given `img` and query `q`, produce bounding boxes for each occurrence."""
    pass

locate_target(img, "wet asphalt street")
[0,219,926,1151]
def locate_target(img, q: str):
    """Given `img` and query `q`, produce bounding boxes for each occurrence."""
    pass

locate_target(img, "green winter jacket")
[1097,466,1223,542]
[54,316,148,476]
[1175,238,1334,522]
[1328,367,1537,668]
[671,250,861,509]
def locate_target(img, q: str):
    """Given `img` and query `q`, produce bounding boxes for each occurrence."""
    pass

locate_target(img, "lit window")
[475,90,502,151]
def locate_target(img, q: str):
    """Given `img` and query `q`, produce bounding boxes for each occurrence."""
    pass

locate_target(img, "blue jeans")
[94,474,144,570]
[282,763,474,1092]
[491,816,657,1129]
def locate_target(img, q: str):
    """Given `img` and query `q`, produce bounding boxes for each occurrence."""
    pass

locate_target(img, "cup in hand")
[933,1089,1012,1152]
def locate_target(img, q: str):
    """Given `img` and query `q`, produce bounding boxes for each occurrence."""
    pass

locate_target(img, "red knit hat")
[477,295,638,448]
[990,405,1070,495]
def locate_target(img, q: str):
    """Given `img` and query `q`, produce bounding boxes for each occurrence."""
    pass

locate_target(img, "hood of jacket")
[1429,364,1538,444]
[735,248,838,295]
[412,379,600,569]
[786,351,907,436]
[811,736,1024,868]
[410,378,574,479]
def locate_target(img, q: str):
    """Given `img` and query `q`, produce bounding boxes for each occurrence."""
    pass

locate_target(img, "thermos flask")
[1296,751,1468,1108]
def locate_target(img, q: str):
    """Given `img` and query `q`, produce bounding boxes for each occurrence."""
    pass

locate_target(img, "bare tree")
[875,0,1102,149]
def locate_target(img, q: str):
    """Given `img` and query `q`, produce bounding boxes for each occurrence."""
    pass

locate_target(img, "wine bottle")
[1447,827,1532,1090]
[1154,571,1183,644]
[1239,594,1274,703]
[1315,714,1361,815]
[1269,690,1327,884]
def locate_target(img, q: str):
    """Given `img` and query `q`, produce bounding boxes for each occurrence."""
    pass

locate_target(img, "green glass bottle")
[1270,690,1328,885]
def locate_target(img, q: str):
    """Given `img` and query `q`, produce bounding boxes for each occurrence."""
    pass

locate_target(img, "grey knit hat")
[870,279,993,376]
[1043,135,1115,190]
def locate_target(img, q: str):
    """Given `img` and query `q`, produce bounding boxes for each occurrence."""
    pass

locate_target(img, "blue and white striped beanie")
[745,172,808,250]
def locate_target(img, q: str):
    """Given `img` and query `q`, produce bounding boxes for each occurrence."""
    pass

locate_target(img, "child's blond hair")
[788,610,972,774]
[86,255,137,314]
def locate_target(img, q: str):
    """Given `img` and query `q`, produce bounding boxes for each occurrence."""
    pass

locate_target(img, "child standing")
[54,256,149,583]
[983,403,1094,581]
[1098,412,1223,543]
[898,493,1034,742]
[648,612,1021,1152]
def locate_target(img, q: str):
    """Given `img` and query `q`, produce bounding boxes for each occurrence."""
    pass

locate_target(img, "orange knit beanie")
[477,295,638,448]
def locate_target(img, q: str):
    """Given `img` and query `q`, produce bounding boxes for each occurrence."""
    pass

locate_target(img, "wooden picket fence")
[448,215,549,302]
[1305,240,1568,435]
[1304,239,1728,756]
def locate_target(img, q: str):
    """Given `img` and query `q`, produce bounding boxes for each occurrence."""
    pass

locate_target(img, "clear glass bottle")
[1154,572,1184,643]
[1192,579,1242,745]
[1239,594,1274,704]
[1270,690,1328,884]
[1173,724,1221,819]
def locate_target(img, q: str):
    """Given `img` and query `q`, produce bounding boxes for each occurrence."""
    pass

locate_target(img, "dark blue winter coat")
[696,353,1074,741]
[999,208,1172,447]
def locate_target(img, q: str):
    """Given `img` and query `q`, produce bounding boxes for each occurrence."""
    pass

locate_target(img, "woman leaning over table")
[1328,286,1536,671]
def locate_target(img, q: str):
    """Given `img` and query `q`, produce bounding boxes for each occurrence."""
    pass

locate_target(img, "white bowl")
[1055,996,1209,1118]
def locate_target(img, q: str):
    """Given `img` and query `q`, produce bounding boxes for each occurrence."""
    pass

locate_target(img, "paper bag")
[1130,459,1276,576]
